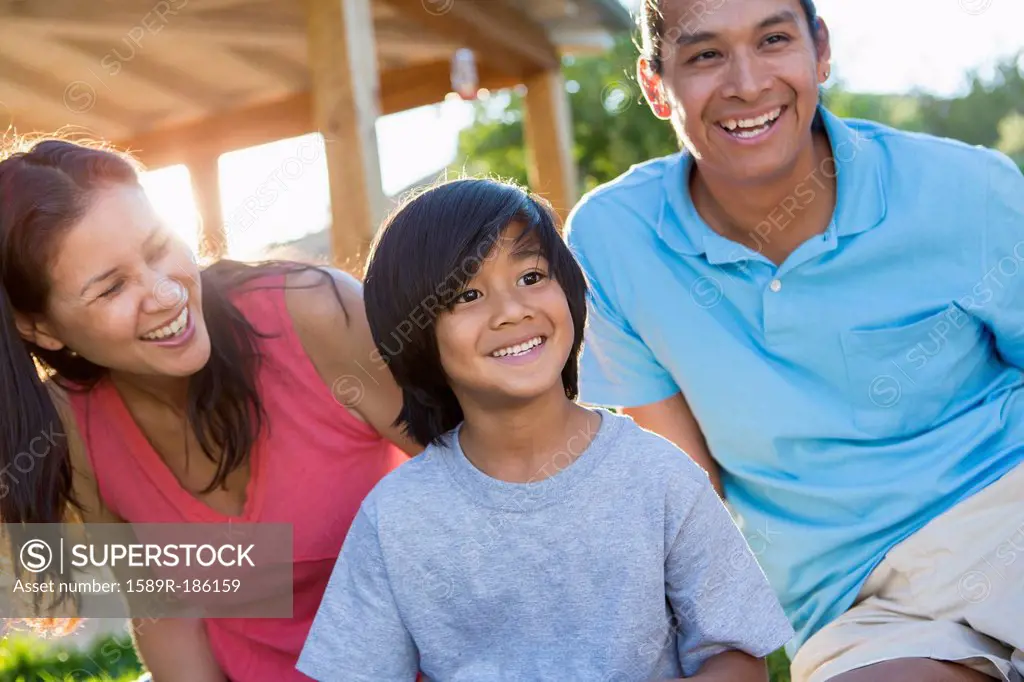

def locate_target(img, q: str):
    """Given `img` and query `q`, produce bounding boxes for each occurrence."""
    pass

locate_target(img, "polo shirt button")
[769,279,782,293]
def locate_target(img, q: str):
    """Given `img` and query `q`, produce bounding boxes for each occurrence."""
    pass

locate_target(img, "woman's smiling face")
[434,223,575,407]
[30,185,211,378]
[641,0,831,183]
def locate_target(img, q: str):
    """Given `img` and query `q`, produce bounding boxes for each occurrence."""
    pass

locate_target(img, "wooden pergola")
[0,0,630,267]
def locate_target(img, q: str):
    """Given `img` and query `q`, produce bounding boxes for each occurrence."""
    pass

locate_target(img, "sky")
[142,0,1024,261]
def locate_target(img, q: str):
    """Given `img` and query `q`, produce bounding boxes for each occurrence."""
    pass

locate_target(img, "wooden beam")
[523,69,578,224]
[57,36,232,111]
[0,56,141,132]
[118,61,526,170]
[0,1,305,46]
[187,153,226,261]
[383,0,559,75]
[306,0,386,271]
[119,94,311,170]
[228,47,308,90]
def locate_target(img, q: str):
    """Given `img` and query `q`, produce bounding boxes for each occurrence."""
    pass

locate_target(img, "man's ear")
[813,17,832,82]
[637,57,673,121]
[13,312,66,352]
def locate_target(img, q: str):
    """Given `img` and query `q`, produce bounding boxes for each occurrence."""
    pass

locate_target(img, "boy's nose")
[491,292,532,327]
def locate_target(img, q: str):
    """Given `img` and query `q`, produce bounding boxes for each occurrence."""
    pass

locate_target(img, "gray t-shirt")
[297,409,793,681]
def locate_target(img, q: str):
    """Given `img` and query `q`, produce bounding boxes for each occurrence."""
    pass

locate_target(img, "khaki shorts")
[791,462,1024,682]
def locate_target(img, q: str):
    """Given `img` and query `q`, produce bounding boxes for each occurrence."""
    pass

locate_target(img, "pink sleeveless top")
[68,274,406,681]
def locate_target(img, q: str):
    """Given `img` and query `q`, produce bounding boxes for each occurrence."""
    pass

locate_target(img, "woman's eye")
[519,271,547,286]
[99,281,125,299]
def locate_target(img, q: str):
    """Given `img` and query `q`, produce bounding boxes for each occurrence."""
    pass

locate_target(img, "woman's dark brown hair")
[0,138,326,607]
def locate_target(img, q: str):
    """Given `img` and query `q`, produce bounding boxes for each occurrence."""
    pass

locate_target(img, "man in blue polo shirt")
[566,1,1024,681]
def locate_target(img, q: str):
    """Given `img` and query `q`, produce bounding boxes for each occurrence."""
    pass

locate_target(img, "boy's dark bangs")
[440,201,552,303]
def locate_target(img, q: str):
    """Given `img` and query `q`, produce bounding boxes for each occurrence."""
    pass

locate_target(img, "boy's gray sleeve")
[296,505,417,682]
[666,481,795,676]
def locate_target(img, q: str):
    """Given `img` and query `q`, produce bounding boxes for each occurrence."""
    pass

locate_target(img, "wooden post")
[305,0,387,272]
[523,69,578,225]
[188,153,226,262]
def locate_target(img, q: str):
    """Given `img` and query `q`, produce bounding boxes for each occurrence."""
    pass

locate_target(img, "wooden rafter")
[56,36,235,110]
[0,1,305,48]
[383,0,560,75]
[117,60,526,170]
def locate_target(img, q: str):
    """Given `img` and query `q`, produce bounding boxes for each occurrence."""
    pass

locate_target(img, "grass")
[0,635,792,681]
[0,634,143,682]
[768,648,793,682]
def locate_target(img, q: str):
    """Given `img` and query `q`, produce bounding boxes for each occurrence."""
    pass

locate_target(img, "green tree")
[454,33,677,194]
[455,36,1024,186]
[997,111,1024,167]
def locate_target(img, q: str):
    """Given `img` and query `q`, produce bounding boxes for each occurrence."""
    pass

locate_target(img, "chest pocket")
[841,305,989,438]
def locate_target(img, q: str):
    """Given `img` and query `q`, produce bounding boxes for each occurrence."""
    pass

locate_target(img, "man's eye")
[690,50,720,63]
[764,34,791,46]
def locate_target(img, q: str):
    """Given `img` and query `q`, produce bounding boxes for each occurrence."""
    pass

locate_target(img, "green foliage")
[0,635,143,682]
[768,648,792,682]
[454,33,678,194]
[0,633,790,681]
[454,34,1024,189]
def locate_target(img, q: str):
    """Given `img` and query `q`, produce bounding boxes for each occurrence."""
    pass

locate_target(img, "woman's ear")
[637,57,673,121]
[13,312,66,352]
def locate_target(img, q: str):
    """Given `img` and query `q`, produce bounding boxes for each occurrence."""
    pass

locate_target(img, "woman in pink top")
[0,138,419,680]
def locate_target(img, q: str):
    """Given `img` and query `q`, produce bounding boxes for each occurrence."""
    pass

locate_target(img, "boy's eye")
[518,271,547,286]
[453,289,480,305]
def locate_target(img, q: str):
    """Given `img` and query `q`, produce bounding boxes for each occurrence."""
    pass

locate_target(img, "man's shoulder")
[566,154,682,243]
[843,115,1006,175]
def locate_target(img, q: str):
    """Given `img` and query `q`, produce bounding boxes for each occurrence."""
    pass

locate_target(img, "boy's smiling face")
[435,222,574,406]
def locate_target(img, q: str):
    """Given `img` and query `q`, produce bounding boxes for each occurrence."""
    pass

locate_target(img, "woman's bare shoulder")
[44,380,122,523]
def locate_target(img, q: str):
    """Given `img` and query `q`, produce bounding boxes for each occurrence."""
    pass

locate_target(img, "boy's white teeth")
[142,307,188,340]
[491,336,544,357]
[720,107,783,132]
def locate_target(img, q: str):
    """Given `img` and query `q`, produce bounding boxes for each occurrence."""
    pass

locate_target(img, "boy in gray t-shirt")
[297,180,793,681]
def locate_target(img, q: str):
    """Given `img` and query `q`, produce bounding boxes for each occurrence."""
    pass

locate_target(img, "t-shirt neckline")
[441,407,622,513]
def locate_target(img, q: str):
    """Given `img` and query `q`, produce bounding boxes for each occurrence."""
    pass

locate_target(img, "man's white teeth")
[719,107,783,133]
[491,336,544,358]
[142,307,188,341]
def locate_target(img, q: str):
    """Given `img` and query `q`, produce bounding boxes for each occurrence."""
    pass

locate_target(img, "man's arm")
[624,393,723,497]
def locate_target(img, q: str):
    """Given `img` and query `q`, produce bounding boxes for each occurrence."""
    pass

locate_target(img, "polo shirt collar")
[657,106,888,262]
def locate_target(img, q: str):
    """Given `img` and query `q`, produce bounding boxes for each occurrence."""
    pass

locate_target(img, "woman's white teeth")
[142,307,188,340]
[492,336,544,357]
[720,107,783,135]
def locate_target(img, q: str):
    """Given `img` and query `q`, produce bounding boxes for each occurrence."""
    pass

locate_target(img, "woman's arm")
[285,267,423,455]
[56,388,227,682]
[623,392,723,497]
[129,619,225,682]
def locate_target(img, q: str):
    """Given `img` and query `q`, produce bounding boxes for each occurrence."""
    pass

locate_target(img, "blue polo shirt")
[565,107,1024,654]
